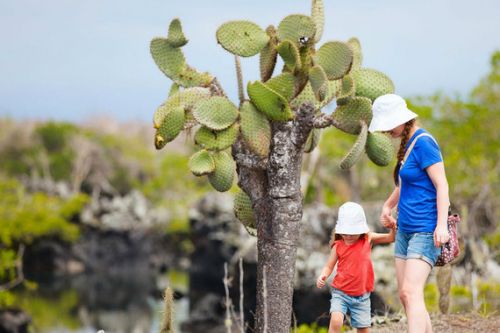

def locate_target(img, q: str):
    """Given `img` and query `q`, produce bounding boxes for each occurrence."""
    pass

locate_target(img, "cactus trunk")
[235,107,313,333]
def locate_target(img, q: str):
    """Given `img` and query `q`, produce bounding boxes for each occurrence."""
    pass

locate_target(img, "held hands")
[316,274,327,289]
[434,224,450,247]
[380,206,397,229]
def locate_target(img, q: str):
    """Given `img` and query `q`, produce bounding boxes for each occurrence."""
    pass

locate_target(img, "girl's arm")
[368,228,396,245]
[380,187,400,228]
[316,245,338,289]
[426,161,450,247]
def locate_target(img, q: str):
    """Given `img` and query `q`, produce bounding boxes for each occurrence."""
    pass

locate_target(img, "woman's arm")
[316,245,338,288]
[426,161,450,247]
[380,187,400,228]
[369,228,396,245]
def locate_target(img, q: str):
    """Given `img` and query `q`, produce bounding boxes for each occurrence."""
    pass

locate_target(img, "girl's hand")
[434,224,450,247]
[316,274,327,288]
[380,206,396,229]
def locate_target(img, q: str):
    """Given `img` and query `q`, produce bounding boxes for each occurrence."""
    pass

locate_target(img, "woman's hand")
[380,205,397,229]
[434,223,450,247]
[316,274,327,289]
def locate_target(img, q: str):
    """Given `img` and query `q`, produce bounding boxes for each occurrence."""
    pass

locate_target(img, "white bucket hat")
[335,202,369,235]
[368,94,418,133]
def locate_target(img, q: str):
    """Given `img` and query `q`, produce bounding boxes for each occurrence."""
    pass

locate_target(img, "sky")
[0,0,499,123]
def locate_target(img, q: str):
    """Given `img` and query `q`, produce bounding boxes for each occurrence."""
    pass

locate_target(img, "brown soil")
[364,313,500,333]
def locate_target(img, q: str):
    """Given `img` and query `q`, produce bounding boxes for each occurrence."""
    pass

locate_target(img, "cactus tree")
[150,1,395,332]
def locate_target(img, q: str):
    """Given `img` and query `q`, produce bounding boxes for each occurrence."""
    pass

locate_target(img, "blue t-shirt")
[398,129,443,233]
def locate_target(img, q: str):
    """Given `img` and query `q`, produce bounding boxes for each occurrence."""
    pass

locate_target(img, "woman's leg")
[357,328,369,333]
[329,312,344,333]
[400,259,432,333]
[395,258,406,305]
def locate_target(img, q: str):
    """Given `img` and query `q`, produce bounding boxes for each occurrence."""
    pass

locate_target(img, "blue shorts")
[329,288,371,328]
[395,229,442,267]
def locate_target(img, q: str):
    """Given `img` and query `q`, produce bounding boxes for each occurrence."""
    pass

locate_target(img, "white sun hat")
[368,94,418,133]
[335,202,369,235]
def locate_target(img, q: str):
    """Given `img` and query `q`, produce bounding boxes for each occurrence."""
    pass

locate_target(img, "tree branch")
[234,152,268,170]
[291,102,315,148]
[235,55,245,105]
[232,138,268,203]
[312,112,341,129]
[210,77,226,97]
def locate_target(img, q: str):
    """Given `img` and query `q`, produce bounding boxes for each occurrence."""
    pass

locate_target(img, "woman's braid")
[393,119,416,185]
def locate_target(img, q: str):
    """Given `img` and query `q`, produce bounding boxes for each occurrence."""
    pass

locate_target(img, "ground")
[360,313,500,333]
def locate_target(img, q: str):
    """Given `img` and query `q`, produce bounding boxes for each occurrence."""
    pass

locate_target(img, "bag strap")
[398,133,434,187]
[401,133,435,167]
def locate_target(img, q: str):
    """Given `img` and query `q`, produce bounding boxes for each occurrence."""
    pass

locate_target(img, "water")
[13,271,190,333]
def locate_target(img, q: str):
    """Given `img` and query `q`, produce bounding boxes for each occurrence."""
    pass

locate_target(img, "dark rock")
[0,309,31,333]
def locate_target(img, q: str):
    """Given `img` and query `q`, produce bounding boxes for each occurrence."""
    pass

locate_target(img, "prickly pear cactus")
[149,0,396,229]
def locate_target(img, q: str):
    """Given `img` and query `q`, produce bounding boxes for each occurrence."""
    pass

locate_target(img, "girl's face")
[384,124,405,138]
[341,234,362,245]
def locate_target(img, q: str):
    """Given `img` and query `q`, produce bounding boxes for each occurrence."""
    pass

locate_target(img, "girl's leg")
[329,312,344,333]
[400,259,432,333]
[357,328,370,333]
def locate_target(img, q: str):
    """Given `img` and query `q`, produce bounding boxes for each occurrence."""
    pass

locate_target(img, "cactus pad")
[311,0,324,42]
[166,18,188,47]
[150,38,186,79]
[260,25,278,82]
[175,65,213,88]
[353,68,394,101]
[366,132,394,166]
[155,106,185,149]
[304,128,321,153]
[194,123,239,151]
[337,75,355,99]
[265,72,296,101]
[154,87,211,128]
[168,83,180,98]
[316,41,353,80]
[208,151,236,192]
[247,81,294,121]
[240,101,271,157]
[309,66,328,101]
[277,40,301,72]
[277,15,316,46]
[234,190,256,229]
[340,122,368,169]
[192,96,239,130]
[332,96,372,134]
[347,37,362,71]
[188,149,215,176]
[291,82,318,110]
[216,21,270,57]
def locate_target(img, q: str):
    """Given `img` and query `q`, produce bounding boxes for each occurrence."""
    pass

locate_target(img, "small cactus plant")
[149,1,398,331]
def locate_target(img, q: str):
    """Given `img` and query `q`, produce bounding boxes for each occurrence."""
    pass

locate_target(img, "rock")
[0,309,31,333]
[80,190,171,231]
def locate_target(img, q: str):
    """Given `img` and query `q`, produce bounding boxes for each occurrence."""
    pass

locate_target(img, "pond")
[12,270,190,333]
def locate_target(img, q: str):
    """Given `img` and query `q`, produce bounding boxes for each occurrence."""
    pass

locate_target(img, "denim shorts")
[395,229,442,267]
[329,288,371,328]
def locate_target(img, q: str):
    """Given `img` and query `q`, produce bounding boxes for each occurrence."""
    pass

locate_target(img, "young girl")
[316,202,395,333]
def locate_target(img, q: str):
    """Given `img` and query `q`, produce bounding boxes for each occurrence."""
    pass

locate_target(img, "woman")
[368,94,450,333]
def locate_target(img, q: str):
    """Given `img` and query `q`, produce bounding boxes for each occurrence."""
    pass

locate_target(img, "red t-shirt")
[332,236,374,296]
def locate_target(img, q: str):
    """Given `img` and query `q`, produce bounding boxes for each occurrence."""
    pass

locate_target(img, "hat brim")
[335,224,369,235]
[368,109,418,133]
